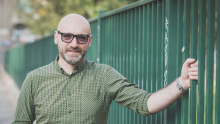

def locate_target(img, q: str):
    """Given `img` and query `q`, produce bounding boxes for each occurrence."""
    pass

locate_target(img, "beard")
[60,46,87,65]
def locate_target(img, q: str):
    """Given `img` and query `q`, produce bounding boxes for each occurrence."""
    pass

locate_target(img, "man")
[13,14,198,124]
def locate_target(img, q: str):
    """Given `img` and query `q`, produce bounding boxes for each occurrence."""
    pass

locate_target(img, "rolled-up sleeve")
[105,67,152,116]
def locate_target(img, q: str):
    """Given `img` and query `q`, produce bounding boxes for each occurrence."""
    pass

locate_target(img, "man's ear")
[54,31,58,44]
[88,35,92,47]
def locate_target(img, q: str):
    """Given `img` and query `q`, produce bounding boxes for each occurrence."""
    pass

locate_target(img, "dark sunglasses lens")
[62,33,73,42]
[77,35,88,44]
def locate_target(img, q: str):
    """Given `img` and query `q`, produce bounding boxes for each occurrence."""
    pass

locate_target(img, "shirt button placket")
[67,76,72,116]
[68,76,73,97]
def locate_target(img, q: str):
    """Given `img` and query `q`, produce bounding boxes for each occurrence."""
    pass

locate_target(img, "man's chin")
[65,55,83,64]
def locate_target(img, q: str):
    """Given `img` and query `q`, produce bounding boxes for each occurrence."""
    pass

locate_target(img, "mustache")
[65,47,82,51]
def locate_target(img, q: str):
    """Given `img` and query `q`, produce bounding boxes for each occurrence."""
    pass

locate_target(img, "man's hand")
[147,58,199,114]
[179,58,198,89]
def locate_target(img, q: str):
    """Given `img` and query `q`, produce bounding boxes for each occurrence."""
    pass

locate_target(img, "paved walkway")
[0,71,20,124]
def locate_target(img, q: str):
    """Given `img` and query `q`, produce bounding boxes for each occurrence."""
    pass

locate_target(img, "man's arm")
[13,73,35,124]
[147,58,198,114]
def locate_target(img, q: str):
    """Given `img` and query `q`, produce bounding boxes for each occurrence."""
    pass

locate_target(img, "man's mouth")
[67,50,81,55]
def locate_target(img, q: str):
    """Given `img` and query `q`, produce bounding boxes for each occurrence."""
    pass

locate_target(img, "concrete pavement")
[0,71,20,124]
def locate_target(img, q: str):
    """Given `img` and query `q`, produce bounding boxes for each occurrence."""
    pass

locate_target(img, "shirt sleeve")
[12,73,35,124]
[105,67,152,116]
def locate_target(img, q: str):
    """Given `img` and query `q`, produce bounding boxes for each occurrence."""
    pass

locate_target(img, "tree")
[19,0,139,36]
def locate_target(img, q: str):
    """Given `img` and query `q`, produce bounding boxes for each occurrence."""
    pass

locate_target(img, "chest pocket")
[82,93,104,116]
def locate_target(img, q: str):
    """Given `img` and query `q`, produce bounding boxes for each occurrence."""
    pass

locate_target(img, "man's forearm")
[147,77,188,114]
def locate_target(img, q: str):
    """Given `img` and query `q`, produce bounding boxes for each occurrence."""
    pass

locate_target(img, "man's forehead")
[57,14,91,33]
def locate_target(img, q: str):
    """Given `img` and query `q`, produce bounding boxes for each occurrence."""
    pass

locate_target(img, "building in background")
[0,0,36,65]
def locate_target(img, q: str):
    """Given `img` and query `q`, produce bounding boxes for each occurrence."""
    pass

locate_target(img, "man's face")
[55,31,92,65]
[54,14,92,65]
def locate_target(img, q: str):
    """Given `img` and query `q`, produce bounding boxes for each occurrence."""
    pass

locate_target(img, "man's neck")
[58,55,84,75]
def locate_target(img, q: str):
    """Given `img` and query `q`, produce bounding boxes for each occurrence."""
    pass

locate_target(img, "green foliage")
[19,0,139,36]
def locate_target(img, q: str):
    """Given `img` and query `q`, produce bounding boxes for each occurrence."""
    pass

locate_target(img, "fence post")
[182,0,191,124]
[197,0,206,124]
[165,0,178,123]
[206,0,215,124]
[190,0,198,124]
[98,10,106,64]
[176,0,184,123]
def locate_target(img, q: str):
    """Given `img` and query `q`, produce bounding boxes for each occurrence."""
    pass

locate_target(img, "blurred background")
[0,0,139,123]
[0,0,139,65]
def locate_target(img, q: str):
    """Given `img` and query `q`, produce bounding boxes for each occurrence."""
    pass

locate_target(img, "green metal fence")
[4,0,219,123]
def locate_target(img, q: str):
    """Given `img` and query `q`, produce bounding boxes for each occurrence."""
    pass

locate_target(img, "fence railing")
[4,0,219,124]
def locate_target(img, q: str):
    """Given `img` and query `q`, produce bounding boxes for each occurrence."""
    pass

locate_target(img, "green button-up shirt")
[13,57,151,124]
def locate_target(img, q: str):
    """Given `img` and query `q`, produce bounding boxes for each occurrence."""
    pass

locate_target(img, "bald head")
[57,14,91,34]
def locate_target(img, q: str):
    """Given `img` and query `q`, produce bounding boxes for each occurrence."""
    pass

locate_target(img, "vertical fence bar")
[116,13,120,124]
[138,6,143,89]
[142,4,147,124]
[103,18,106,64]
[163,0,167,123]
[107,17,110,65]
[197,0,206,123]
[182,0,191,124]
[127,10,132,124]
[108,17,112,65]
[134,7,139,123]
[98,10,106,64]
[112,14,117,72]
[88,20,98,62]
[147,3,152,124]
[123,11,128,124]
[206,0,215,124]
[119,13,122,73]
[117,14,120,124]
[126,10,132,124]
[128,10,132,124]
[107,17,111,123]
[156,0,163,123]
[130,9,135,124]
[112,14,117,124]
[114,15,117,124]
[190,0,198,124]
[161,0,165,122]
[109,15,115,124]
[120,13,124,124]
[176,0,184,123]
[215,0,220,123]
[110,16,113,66]
[138,6,143,123]
[167,0,178,123]
[151,2,157,124]
[120,13,123,124]
[109,16,113,124]
[108,17,110,65]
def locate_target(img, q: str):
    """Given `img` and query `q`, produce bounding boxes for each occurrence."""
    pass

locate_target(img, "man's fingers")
[189,76,198,80]
[183,58,196,68]
[188,67,198,72]
[190,61,198,67]
[188,72,198,76]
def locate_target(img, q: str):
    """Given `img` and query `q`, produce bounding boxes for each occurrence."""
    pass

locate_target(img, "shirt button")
[69,111,71,113]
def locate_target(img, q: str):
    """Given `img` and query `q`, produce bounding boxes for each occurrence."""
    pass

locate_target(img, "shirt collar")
[54,55,87,75]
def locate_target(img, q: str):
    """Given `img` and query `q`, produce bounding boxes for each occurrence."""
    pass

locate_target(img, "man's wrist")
[176,77,188,91]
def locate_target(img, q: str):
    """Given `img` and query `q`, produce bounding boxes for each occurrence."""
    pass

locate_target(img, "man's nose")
[69,37,79,47]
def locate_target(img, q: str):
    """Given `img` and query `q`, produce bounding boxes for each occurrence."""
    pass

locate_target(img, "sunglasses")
[57,30,91,44]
